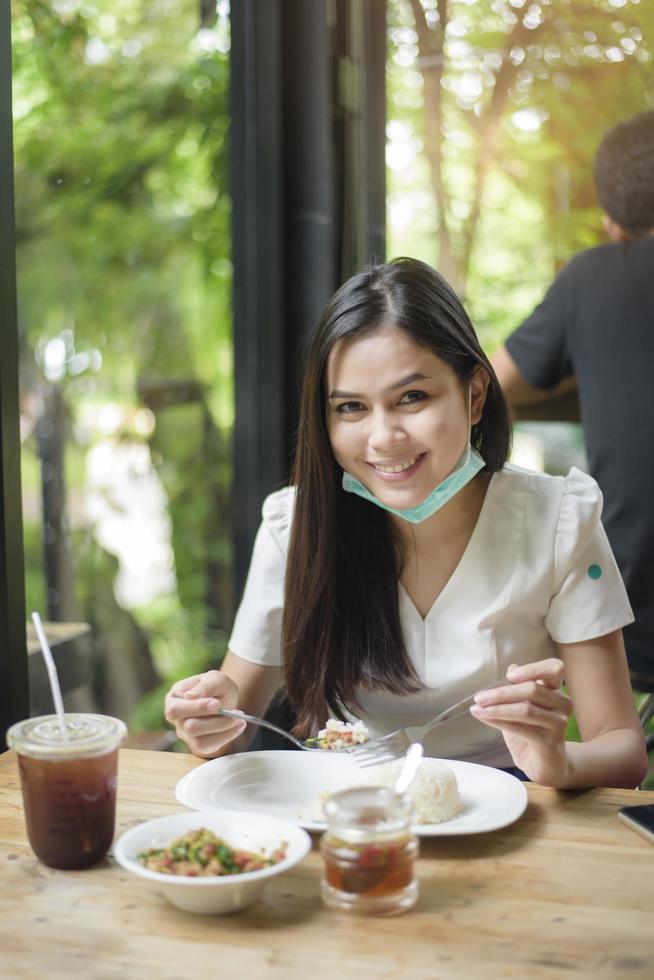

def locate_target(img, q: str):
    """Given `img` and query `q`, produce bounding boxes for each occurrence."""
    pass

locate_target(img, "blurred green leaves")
[14,1,234,724]
[13,0,232,410]
[387,0,654,346]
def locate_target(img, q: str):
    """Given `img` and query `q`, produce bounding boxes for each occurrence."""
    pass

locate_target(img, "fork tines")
[347,730,413,768]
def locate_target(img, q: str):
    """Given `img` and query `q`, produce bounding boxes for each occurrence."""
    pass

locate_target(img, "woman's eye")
[335,401,365,415]
[399,389,427,405]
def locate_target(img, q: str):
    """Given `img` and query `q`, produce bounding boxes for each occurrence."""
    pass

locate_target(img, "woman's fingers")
[470,658,570,716]
[506,658,565,688]
[168,673,205,698]
[165,689,221,725]
[165,694,217,723]
[180,723,248,759]
[468,661,572,784]
[178,712,241,739]
[165,670,238,721]
[170,669,229,701]
[164,670,243,757]
[474,680,572,715]
[470,659,571,737]
[470,700,570,734]
[166,701,246,756]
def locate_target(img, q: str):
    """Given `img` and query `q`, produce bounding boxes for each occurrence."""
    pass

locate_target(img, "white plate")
[175,751,528,836]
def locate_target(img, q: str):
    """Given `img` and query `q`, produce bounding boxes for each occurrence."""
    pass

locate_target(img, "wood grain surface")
[1,748,652,980]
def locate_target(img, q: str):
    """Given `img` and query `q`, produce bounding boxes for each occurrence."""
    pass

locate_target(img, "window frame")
[1,0,29,740]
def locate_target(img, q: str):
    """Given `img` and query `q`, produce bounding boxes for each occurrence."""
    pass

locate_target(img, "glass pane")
[14,0,233,742]
[385,0,654,471]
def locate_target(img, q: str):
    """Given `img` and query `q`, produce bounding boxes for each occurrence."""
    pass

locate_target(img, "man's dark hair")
[594,109,654,238]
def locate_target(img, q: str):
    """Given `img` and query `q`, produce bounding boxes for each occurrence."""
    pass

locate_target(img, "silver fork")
[217,707,389,768]
[348,677,511,767]
[216,708,330,752]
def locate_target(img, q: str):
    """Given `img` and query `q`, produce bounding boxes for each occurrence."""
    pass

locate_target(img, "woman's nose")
[367,410,408,451]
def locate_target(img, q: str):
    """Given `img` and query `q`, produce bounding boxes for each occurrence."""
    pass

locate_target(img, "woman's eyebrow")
[328,373,431,399]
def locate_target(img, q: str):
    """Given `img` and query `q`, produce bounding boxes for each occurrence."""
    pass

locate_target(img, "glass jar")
[320,785,419,915]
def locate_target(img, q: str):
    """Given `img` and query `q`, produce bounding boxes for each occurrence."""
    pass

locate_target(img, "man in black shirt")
[492,110,654,686]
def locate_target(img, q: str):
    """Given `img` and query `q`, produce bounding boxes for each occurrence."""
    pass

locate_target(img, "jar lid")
[323,785,413,839]
[6,714,127,759]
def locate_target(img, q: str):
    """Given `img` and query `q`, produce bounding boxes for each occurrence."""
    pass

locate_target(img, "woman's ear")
[470,366,490,425]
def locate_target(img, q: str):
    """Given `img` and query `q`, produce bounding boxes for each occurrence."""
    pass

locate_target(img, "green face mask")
[341,445,485,524]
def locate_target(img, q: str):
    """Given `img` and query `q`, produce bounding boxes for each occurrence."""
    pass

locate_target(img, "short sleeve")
[544,468,634,643]
[227,488,295,666]
[505,262,575,390]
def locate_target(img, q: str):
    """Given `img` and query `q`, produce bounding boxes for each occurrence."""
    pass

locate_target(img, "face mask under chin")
[341,444,486,525]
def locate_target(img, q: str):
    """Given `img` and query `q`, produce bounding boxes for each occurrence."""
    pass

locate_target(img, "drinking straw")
[31,611,69,741]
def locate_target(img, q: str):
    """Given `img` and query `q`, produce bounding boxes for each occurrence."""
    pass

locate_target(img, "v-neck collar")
[399,471,497,623]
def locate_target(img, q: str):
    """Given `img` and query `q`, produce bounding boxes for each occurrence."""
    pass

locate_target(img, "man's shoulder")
[564,237,653,277]
[560,241,618,278]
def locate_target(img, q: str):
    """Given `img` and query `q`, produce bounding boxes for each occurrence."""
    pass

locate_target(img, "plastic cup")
[7,713,127,870]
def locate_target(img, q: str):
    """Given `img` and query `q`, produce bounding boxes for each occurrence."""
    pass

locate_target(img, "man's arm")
[491,345,580,422]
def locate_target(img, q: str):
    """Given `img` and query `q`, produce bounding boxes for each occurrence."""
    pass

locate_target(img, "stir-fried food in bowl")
[114,809,312,914]
[137,827,287,877]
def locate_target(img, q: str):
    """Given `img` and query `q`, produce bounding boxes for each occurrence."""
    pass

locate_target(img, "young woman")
[165,258,647,788]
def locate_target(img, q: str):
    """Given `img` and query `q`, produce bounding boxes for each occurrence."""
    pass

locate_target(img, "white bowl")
[113,809,312,914]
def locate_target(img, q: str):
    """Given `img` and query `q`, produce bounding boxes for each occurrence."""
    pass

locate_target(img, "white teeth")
[373,455,419,474]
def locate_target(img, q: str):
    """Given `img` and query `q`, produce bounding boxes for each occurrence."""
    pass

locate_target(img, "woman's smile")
[367,452,426,481]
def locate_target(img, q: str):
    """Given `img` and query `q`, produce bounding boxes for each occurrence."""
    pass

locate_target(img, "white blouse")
[228,464,633,768]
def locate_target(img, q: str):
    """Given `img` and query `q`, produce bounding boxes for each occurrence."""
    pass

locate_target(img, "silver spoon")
[394,742,424,795]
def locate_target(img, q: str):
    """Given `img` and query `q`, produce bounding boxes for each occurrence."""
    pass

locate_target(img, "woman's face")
[325,325,488,512]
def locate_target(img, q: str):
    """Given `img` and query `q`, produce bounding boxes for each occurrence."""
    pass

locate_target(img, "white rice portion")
[351,757,462,825]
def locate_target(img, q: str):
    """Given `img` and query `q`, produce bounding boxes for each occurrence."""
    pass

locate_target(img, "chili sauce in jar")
[320,786,419,915]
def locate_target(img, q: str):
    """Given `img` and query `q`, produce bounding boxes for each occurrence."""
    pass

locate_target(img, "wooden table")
[26,621,91,656]
[1,749,653,980]
[26,621,93,716]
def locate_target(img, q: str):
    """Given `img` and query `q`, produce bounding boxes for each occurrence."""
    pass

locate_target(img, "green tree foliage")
[13,0,234,725]
[13,0,232,408]
[388,0,654,346]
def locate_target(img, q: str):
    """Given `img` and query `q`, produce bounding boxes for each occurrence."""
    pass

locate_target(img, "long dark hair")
[283,257,511,735]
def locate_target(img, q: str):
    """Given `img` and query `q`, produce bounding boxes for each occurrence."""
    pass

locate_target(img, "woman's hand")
[164,670,248,758]
[469,659,573,785]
